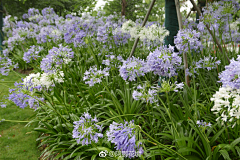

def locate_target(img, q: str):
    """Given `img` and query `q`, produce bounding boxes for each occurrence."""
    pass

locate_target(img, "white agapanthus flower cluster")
[23,71,64,90]
[121,20,169,43]
[230,19,240,31]
[138,24,169,42]
[211,86,240,128]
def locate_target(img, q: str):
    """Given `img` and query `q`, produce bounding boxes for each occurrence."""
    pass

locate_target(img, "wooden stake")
[175,0,190,86]
[189,0,230,63]
[129,0,156,57]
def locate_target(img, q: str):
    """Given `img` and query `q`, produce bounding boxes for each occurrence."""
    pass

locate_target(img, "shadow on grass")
[0,71,40,160]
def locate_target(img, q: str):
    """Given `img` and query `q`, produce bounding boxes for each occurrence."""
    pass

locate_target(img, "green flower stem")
[157,94,179,137]
[177,92,210,143]
[0,83,10,88]
[1,119,30,123]
[139,126,187,160]
[188,46,197,120]
[0,81,16,83]
[165,91,171,116]
[11,70,24,78]
[24,91,71,125]
[102,81,124,116]
[96,114,151,125]
[198,70,211,103]
[91,143,109,160]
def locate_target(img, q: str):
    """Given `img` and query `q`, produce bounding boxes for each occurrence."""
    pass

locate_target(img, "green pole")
[158,0,179,87]
[164,0,179,47]
[196,0,206,24]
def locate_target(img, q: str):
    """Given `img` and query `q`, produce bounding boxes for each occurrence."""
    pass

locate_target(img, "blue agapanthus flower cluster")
[196,120,212,127]
[40,44,74,73]
[0,56,18,76]
[83,66,110,87]
[201,0,240,28]
[0,102,6,108]
[2,7,150,57]
[119,56,148,81]
[186,56,221,76]
[132,84,157,104]
[27,8,40,18]
[72,112,103,145]
[102,53,123,69]
[183,19,197,30]
[106,120,144,159]
[200,0,240,43]
[174,29,203,53]
[23,45,44,63]
[41,7,55,16]
[218,55,240,89]
[37,26,62,43]
[64,27,86,47]
[3,15,15,38]
[196,56,221,70]
[8,82,44,109]
[146,45,181,78]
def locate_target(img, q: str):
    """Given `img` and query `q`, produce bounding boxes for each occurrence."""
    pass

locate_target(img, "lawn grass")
[0,71,40,160]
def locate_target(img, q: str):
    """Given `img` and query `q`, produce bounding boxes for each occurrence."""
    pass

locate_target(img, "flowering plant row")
[1,0,240,159]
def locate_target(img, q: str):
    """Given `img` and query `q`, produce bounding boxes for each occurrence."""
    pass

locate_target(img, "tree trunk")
[121,0,127,17]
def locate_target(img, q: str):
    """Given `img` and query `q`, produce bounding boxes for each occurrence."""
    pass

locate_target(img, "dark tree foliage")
[103,0,164,22]
[2,0,96,18]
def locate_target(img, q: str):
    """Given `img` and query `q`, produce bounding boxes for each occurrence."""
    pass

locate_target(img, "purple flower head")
[119,56,149,81]
[36,26,62,43]
[42,7,55,16]
[187,56,221,77]
[72,113,103,145]
[196,120,212,127]
[28,8,40,17]
[83,66,109,87]
[0,104,6,108]
[146,45,182,78]
[102,54,123,69]
[183,19,197,30]
[23,45,44,63]
[0,56,18,76]
[106,120,144,159]
[8,80,44,110]
[200,0,240,43]
[218,55,240,89]
[40,44,74,73]
[174,29,203,53]
[22,14,29,19]
[197,22,205,32]
[65,14,73,19]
